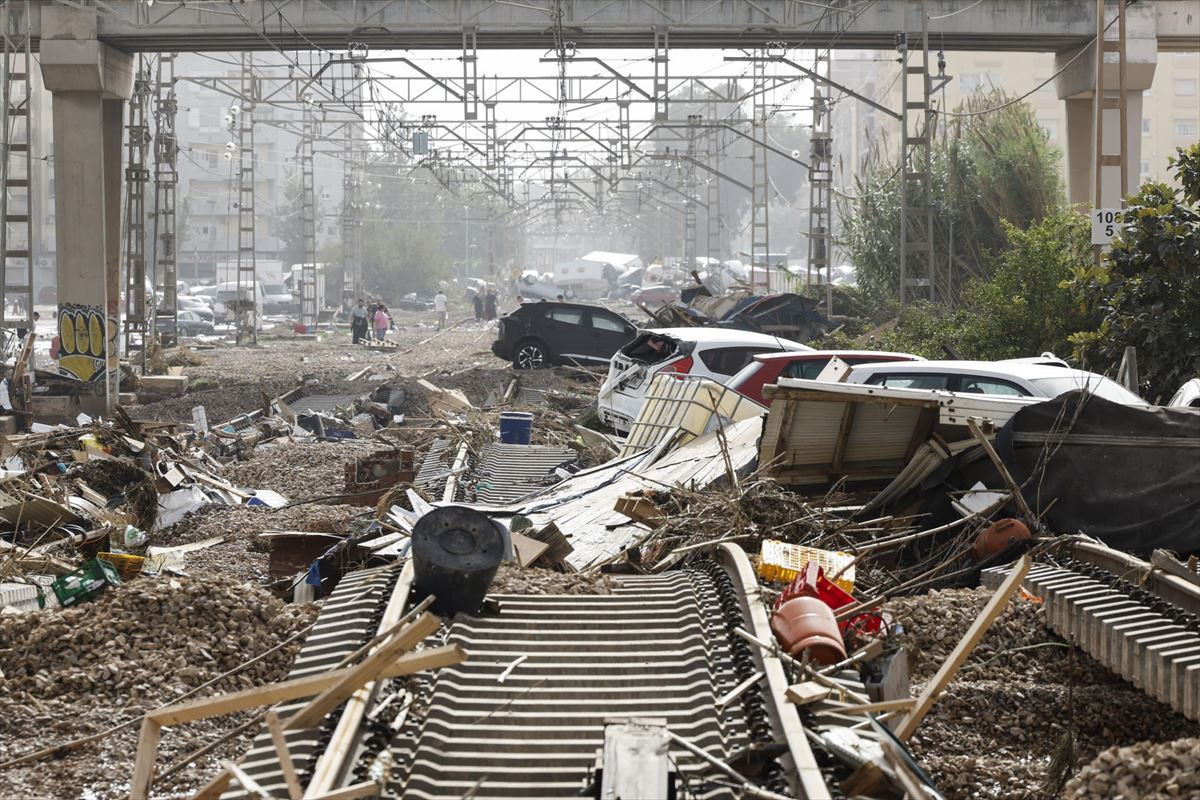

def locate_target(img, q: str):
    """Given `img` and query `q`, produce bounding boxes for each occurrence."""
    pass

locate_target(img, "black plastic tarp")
[994,391,1200,555]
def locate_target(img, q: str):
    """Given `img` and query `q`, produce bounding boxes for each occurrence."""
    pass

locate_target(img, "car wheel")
[513,339,549,370]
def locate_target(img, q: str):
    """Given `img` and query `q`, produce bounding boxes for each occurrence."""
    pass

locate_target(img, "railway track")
[222,545,830,800]
[982,545,1200,722]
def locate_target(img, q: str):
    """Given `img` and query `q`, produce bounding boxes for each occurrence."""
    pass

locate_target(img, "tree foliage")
[863,210,1095,361]
[1068,145,1200,401]
[839,90,1064,304]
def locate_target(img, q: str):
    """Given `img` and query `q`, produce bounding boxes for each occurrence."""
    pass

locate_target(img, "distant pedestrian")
[556,294,565,302]
[472,293,484,322]
[350,299,368,344]
[484,290,498,321]
[516,294,525,304]
[373,304,390,341]
[433,289,448,330]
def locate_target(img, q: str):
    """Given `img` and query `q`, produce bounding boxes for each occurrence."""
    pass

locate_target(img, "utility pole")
[0,0,34,336]
[1092,0,1129,265]
[705,100,722,271]
[235,52,258,344]
[682,114,700,273]
[298,103,318,331]
[122,57,152,369]
[749,52,770,291]
[341,60,363,304]
[807,48,833,297]
[898,0,936,306]
[151,53,179,348]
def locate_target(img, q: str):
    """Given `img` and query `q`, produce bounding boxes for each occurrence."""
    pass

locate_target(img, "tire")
[513,339,550,370]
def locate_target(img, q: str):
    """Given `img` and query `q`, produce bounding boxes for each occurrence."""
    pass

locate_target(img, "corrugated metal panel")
[620,374,765,458]
[469,444,577,505]
[843,404,925,463]
[415,438,453,495]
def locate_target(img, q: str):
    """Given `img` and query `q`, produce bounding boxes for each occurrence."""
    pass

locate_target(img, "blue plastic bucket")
[499,411,533,444]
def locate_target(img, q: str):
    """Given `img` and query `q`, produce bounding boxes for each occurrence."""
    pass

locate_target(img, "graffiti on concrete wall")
[57,303,115,383]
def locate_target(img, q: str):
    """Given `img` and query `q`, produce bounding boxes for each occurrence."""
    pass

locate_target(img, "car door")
[585,310,635,363]
[542,306,589,363]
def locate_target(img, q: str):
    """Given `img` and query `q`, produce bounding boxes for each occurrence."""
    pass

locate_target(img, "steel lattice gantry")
[0,1,33,336]
[121,57,152,366]
[235,52,258,345]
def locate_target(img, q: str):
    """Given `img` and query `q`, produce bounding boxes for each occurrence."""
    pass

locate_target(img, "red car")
[727,350,922,405]
[630,284,679,308]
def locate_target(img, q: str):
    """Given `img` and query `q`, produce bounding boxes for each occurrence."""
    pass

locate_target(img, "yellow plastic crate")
[98,552,145,581]
[757,540,855,593]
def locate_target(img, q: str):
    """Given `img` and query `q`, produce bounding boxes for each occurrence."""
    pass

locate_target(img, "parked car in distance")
[157,310,215,338]
[177,296,214,322]
[262,283,296,314]
[492,301,638,370]
[845,359,1147,405]
[599,328,811,433]
[1167,377,1200,409]
[728,350,922,405]
[630,284,679,308]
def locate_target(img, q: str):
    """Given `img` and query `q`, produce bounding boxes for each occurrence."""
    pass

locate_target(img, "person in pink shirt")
[373,305,390,341]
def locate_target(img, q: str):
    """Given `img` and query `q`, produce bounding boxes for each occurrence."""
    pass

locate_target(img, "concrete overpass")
[20,0,1200,52]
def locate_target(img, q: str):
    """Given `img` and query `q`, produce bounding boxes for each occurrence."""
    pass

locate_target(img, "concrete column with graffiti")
[37,7,132,411]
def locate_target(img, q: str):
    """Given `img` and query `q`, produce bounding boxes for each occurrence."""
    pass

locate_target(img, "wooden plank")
[149,643,461,726]
[283,613,443,731]
[966,418,1036,524]
[895,555,1031,741]
[222,760,273,799]
[129,718,162,800]
[511,530,551,567]
[265,710,302,800]
[824,697,916,716]
[785,681,832,706]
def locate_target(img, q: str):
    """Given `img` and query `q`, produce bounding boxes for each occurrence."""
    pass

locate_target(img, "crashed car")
[598,327,810,433]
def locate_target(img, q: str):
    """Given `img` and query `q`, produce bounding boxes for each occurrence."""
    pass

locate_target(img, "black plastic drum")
[411,505,508,616]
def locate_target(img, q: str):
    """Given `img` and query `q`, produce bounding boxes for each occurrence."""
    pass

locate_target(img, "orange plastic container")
[973,518,1031,562]
[770,596,847,665]
[777,562,884,638]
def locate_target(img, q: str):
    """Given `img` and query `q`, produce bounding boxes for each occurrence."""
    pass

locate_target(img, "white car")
[598,327,811,433]
[845,359,1147,405]
[1167,378,1200,409]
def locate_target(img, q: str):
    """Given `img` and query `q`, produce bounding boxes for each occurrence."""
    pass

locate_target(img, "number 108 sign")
[1091,208,1120,245]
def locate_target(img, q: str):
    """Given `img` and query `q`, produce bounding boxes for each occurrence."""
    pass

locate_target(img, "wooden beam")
[222,760,273,799]
[965,418,1036,524]
[284,613,442,731]
[895,555,1031,741]
[265,711,302,800]
[149,641,458,726]
[139,644,464,800]
[129,718,162,800]
[824,697,916,716]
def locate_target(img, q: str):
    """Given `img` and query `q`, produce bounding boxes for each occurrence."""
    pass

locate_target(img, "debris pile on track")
[1062,737,1200,799]
[888,588,1200,799]
[489,564,614,595]
[0,576,316,701]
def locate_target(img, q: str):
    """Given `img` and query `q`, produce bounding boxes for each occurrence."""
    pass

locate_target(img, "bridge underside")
[23,0,1200,53]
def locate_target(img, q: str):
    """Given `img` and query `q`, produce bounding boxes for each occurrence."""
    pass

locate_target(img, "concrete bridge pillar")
[1055,2,1158,208]
[37,6,132,412]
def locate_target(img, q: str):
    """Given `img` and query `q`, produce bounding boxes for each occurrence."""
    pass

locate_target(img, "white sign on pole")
[1091,208,1120,245]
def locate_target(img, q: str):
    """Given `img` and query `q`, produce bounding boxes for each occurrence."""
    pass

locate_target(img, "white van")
[212,281,265,323]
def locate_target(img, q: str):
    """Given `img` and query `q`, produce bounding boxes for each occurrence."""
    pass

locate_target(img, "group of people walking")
[471,289,498,323]
[350,286,502,342]
[350,299,392,344]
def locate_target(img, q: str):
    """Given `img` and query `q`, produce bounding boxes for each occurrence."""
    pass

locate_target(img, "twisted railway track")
[222,544,830,800]
[982,541,1200,723]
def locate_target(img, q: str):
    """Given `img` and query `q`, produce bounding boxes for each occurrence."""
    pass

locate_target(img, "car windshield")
[264,284,288,294]
[1029,375,1146,405]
